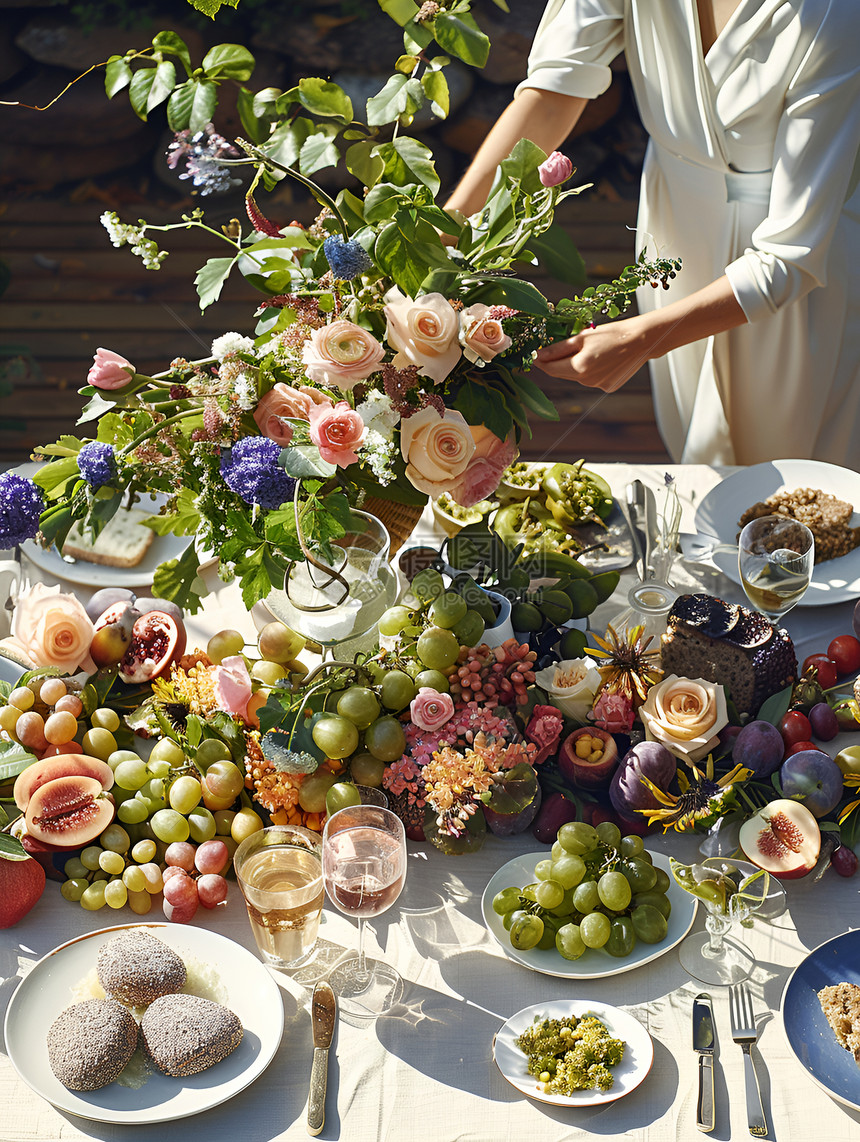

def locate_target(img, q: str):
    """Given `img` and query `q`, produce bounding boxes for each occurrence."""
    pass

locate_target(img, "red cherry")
[800,654,838,690]
[784,740,826,757]
[831,846,859,878]
[827,635,860,677]
[779,710,813,750]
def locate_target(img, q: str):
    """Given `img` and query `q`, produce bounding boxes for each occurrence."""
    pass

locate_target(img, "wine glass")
[738,514,814,623]
[322,804,407,1017]
[265,510,399,655]
[671,857,786,985]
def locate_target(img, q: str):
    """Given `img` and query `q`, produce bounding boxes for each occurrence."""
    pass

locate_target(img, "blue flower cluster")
[0,472,44,548]
[323,235,372,281]
[77,441,117,489]
[220,437,297,510]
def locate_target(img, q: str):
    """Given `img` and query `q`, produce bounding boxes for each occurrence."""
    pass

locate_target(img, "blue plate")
[781,929,860,1110]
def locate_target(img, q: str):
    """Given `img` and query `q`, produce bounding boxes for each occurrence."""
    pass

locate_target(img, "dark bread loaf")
[660,594,796,715]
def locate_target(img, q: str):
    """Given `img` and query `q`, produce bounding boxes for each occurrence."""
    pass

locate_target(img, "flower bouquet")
[1,2,679,615]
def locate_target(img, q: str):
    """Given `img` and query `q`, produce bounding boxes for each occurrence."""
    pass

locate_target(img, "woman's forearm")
[445,88,589,217]
[637,275,747,358]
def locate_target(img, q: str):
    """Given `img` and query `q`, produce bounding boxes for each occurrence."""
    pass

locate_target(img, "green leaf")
[152,30,192,74]
[152,543,206,615]
[422,69,450,117]
[144,489,200,536]
[185,0,241,17]
[78,391,120,424]
[335,188,368,229]
[195,256,236,311]
[453,376,513,440]
[379,0,420,24]
[462,275,551,315]
[296,77,353,124]
[345,140,385,189]
[147,60,177,113]
[299,129,341,176]
[374,212,454,296]
[757,685,794,727]
[128,65,160,120]
[236,86,268,144]
[506,369,559,421]
[432,11,490,67]
[279,446,336,480]
[363,183,403,224]
[105,55,132,99]
[366,74,423,127]
[374,137,439,193]
[33,455,81,494]
[395,54,420,75]
[239,544,286,611]
[527,224,586,285]
[167,77,217,133]
[265,117,314,174]
[0,834,29,861]
[201,43,255,82]
[0,739,38,782]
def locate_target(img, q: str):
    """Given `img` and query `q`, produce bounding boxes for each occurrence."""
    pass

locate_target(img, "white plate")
[694,459,860,605]
[4,922,284,1124]
[493,999,653,1106]
[482,850,697,979]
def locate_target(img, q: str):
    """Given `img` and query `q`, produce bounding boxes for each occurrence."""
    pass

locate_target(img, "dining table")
[2,462,860,1142]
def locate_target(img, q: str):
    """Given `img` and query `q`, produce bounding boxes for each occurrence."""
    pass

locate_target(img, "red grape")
[831,846,859,877]
[164,842,197,871]
[161,865,188,884]
[779,710,813,750]
[195,838,230,875]
[784,740,826,757]
[827,635,860,676]
[162,897,198,923]
[197,873,229,908]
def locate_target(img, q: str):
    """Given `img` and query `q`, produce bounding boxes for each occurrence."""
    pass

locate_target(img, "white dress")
[520,0,860,467]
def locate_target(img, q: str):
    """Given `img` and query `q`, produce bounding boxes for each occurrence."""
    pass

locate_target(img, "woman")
[446,1,860,467]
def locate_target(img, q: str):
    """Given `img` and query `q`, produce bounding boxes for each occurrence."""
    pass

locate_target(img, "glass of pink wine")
[322,803,407,1017]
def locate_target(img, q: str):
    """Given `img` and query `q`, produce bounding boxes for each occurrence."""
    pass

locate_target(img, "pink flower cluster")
[525,704,564,765]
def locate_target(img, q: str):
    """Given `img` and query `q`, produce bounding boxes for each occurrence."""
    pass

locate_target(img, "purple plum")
[808,702,839,742]
[732,720,784,777]
[780,750,844,817]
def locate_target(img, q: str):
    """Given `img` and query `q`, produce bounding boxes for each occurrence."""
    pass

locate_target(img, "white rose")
[383,288,461,384]
[535,657,602,722]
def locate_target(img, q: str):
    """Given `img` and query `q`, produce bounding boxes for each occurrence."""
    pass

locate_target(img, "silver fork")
[729,983,767,1137]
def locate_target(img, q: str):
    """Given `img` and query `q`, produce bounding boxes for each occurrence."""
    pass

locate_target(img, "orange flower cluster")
[245,751,345,834]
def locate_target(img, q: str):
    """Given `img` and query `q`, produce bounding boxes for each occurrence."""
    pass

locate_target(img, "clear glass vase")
[608,581,677,649]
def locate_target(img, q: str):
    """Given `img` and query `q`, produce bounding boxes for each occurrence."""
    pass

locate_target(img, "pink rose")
[2,583,95,674]
[87,348,135,390]
[302,320,384,391]
[410,687,455,733]
[213,654,253,721]
[459,304,512,364]
[448,426,518,508]
[538,151,574,188]
[400,405,476,498]
[525,704,564,765]
[253,383,333,446]
[591,691,635,734]
[384,288,461,384]
[308,400,367,468]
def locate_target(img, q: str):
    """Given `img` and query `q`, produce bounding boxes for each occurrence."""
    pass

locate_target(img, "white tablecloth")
[3,464,860,1142]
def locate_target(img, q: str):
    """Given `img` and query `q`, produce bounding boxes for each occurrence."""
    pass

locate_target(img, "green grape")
[594,820,622,848]
[451,610,485,647]
[550,840,565,862]
[99,824,131,854]
[298,771,336,813]
[503,907,527,932]
[312,714,359,759]
[337,687,381,730]
[572,880,600,914]
[652,867,671,895]
[123,865,147,893]
[632,891,672,919]
[348,752,385,788]
[90,707,120,733]
[535,879,565,910]
[104,879,128,909]
[411,567,445,602]
[379,670,417,712]
[429,592,468,630]
[82,727,117,760]
[533,859,554,881]
[551,854,586,890]
[580,911,612,949]
[188,807,217,843]
[510,913,545,950]
[620,834,645,858]
[630,904,668,944]
[149,737,186,768]
[107,749,141,772]
[378,605,413,636]
[620,856,658,894]
[131,838,156,864]
[98,850,126,876]
[548,887,577,918]
[114,758,149,791]
[537,915,562,950]
[520,882,539,903]
[605,916,637,958]
[325,782,362,816]
[557,821,599,855]
[147,759,172,780]
[80,846,102,872]
[556,922,587,961]
[61,878,88,902]
[169,775,203,814]
[63,857,88,879]
[364,716,407,762]
[196,737,232,768]
[150,808,190,843]
[118,798,149,825]
[598,870,632,912]
[413,669,449,692]
[207,628,245,664]
[492,887,522,916]
[416,627,459,671]
[128,889,153,915]
[80,881,107,911]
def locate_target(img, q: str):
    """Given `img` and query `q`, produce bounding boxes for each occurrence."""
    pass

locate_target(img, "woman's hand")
[535,317,650,392]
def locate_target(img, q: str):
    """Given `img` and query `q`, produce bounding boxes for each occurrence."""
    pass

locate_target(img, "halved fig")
[14,753,114,811]
[558,728,620,789]
[91,602,139,668]
[118,610,186,684]
[25,775,115,847]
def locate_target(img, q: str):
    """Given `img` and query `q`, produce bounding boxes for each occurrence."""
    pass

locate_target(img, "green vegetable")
[515,1014,625,1094]
[541,461,614,527]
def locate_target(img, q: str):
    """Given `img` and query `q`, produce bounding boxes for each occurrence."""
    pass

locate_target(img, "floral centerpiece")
[0,2,679,614]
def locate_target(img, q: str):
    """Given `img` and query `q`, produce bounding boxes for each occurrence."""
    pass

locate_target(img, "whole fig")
[609,740,676,818]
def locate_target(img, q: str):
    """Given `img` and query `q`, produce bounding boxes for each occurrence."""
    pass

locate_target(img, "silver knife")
[693,993,716,1132]
[626,481,648,580]
[642,484,658,578]
[307,982,336,1136]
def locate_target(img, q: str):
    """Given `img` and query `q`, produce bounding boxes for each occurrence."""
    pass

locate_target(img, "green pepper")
[491,500,579,558]
[541,461,614,526]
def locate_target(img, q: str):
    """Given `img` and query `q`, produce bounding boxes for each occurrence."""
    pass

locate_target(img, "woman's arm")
[536,275,747,390]
[444,88,589,217]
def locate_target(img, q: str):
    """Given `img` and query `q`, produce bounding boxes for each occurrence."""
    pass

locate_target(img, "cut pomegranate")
[118,610,187,684]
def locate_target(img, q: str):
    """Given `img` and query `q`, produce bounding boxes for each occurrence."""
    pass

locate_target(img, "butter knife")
[307,982,336,1136]
[693,993,716,1133]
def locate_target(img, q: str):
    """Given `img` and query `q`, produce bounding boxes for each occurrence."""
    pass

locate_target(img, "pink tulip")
[87,348,135,390]
[538,151,574,188]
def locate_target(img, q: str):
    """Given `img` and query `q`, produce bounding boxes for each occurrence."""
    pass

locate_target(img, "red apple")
[738,799,821,879]
[0,851,47,928]
[558,728,619,790]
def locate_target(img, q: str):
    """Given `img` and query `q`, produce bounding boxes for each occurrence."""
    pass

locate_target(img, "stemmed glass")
[738,514,814,623]
[322,804,407,1016]
[671,857,786,985]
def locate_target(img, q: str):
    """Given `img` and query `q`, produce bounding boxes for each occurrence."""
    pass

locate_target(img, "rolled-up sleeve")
[726,8,860,322]
[515,0,625,102]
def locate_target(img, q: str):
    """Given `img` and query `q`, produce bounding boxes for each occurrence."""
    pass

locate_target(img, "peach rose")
[302,320,385,391]
[253,383,333,446]
[3,583,95,674]
[400,405,476,498]
[448,425,517,508]
[213,654,252,721]
[309,400,367,468]
[410,688,455,733]
[459,304,512,364]
[383,288,461,383]
[639,674,729,764]
[87,348,134,390]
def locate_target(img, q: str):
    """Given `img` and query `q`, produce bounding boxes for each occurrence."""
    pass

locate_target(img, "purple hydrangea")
[220,437,297,510]
[77,441,116,489]
[323,235,373,280]
[0,472,44,548]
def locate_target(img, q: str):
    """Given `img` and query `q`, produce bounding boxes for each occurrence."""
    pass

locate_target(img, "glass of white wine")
[738,514,814,623]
